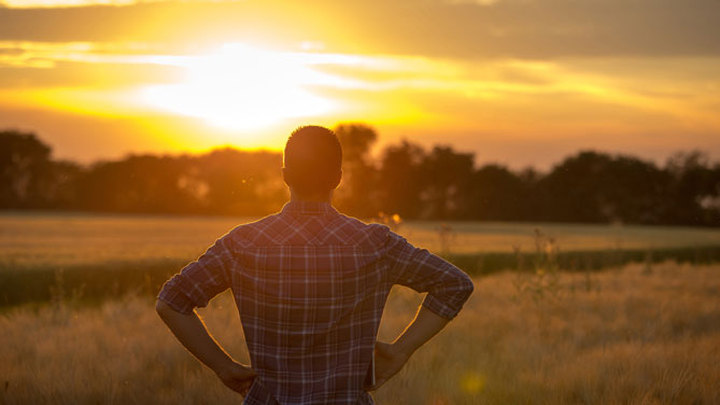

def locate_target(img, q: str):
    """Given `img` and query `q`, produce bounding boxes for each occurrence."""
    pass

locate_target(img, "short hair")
[283,125,342,195]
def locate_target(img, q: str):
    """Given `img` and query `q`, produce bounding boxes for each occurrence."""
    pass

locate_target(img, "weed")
[513,229,563,304]
[436,223,456,256]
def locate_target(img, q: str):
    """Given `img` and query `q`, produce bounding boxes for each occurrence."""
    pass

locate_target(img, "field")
[1,212,720,403]
[3,211,720,268]
[3,211,720,308]
[1,262,719,404]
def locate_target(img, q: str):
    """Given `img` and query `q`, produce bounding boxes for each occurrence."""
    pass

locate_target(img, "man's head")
[283,125,342,200]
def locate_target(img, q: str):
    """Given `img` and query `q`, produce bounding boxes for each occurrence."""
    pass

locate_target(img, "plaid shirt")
[158,200,474,405]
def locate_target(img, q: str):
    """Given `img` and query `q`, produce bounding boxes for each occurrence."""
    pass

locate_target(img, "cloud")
[0,40,174,66]
[2,38,718,133]
[1,0,718,166]
[0,0,232,8]
[2,0,138,7]
[0,41,189,88]
[0,0,718,58]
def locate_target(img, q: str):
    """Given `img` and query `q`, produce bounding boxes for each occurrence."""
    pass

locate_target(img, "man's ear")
[282,167,291,187]
[330,169,342,190]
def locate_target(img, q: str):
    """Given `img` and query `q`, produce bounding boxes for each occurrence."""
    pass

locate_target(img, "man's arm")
[369,230,475,390]
[370,305,449,390]
[156,300,256,395]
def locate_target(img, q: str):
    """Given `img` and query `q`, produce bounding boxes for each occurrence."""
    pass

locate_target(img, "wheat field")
[3,212,720,269]
[1,261,719,404]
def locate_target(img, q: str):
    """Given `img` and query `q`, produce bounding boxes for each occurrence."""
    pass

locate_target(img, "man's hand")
[368,307,453,391]
[156,300,256,396]
[214,361,256,397]
[368,341,412,391]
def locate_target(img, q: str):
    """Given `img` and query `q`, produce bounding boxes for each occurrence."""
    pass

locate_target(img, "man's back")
[159,200,473,404]
[231,201,389,404]
[156,126,473,405]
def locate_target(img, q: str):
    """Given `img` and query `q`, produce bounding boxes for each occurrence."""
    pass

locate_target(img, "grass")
[1,262,719,404]
[2,211,720,308]
[4,245,720,308]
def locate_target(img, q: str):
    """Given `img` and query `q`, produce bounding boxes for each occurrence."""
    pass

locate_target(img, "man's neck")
[290,191,333,204]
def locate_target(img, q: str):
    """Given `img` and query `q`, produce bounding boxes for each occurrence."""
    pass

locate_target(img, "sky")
[1,0,719,169]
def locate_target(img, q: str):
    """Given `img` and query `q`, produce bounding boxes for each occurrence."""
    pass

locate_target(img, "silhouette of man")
[156,125,474,404]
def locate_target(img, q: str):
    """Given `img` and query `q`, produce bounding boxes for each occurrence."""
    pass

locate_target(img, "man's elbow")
[155,299,176,319]
[459,273,474,302]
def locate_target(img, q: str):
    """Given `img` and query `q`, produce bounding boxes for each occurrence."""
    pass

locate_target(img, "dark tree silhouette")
[333,123,379,217]
[197,148,285,216]
[377,140,426,218]
[1,128,718,226]
[539,151,668,223]
[471,164,531,221]
[663,151,719,225]
[0,130,55,208]
[537,151,668,224]
[419,146,474,219]
[73,149,285,215]
[74,155,200,213]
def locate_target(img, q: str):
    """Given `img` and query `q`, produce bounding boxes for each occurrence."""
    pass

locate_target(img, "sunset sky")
[1,0,719,168]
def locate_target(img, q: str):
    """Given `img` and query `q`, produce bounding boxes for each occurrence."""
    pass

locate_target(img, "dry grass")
[1,262,719,404]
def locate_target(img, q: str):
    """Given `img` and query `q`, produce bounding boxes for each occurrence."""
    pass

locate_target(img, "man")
[156,125,474,404]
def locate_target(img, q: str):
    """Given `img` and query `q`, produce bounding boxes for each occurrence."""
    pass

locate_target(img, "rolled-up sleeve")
[385,232,474,319]
[157,236,234,314]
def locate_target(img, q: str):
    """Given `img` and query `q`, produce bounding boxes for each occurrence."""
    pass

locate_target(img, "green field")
[1,211,720,308]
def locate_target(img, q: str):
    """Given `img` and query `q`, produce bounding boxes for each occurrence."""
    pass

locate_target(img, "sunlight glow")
[140,43,356,131]
[4,39,718,152]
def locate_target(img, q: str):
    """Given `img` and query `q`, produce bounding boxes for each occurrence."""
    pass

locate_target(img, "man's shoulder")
[220,212,287,247]
[332,213,393,247]
[218,210,396,249]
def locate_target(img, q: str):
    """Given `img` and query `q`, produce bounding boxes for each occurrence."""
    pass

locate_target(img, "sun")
[140,43,341,131]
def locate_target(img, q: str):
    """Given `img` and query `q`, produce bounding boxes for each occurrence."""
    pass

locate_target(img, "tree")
[377,140,426,218]
[333,124,379,217]
[471,164,529,221]
[0,130,54,208]
[419,145,474,219]
[662,151,719,226]
[74,155,200,213]
[538,151,667,224]
[3,127,719,226]
[197,148,285,216]
[44,160,83,209]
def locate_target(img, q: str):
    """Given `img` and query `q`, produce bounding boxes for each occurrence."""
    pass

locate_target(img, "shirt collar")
[281,200,339,217]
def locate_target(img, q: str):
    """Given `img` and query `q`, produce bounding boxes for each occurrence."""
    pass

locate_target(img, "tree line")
[2,126,719,226]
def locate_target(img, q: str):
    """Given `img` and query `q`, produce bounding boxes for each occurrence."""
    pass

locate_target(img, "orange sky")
[1,0,719,168]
